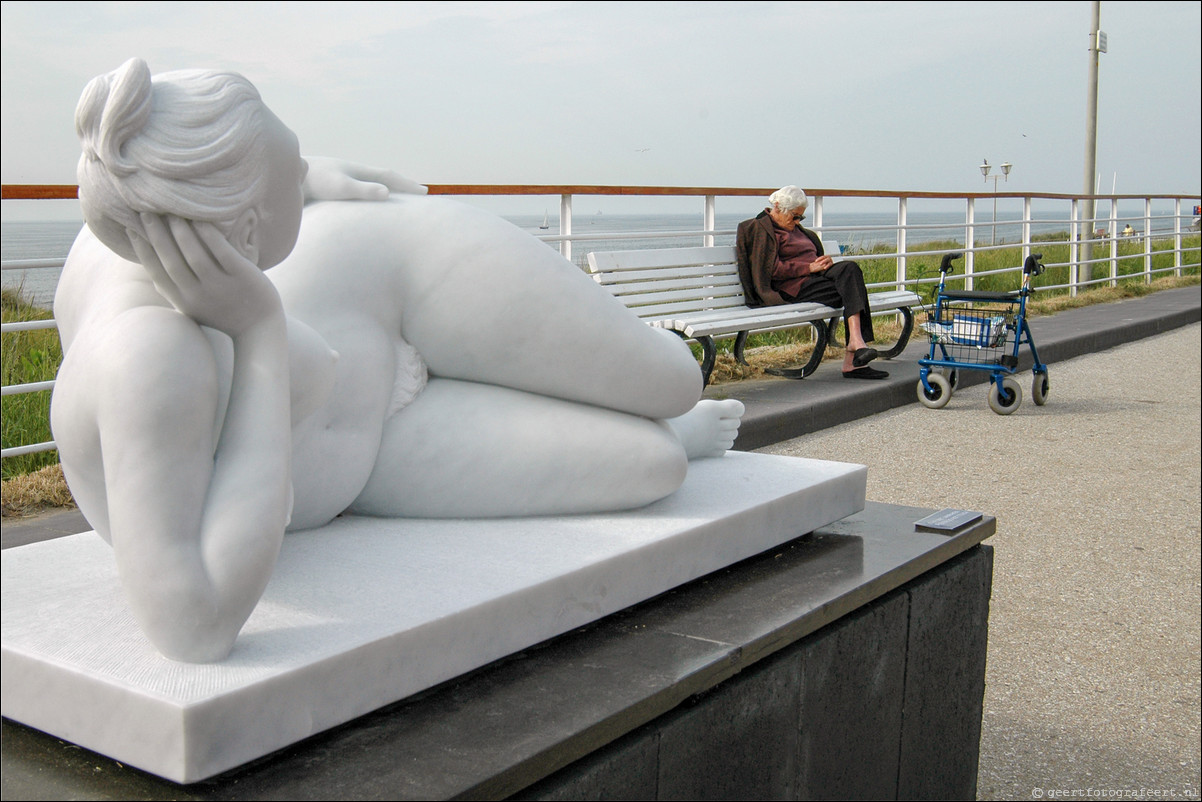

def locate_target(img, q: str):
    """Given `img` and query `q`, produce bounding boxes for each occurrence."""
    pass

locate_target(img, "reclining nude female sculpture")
[51,58,744,663]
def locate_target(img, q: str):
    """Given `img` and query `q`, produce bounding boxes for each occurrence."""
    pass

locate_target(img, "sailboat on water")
[539,210,550,230]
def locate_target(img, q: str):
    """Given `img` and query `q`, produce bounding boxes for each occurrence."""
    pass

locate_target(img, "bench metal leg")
[763,320,828,380]
[826,308,915,360]
[826,315,844,349]
[733,331,750,366]
[879,307,914,359]
[697,335,718,386]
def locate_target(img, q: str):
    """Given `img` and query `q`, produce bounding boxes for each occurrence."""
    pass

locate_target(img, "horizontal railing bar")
[2,258,67,270]
[538,228,737,244]
[2,320,58,333]
[0,441,57,458]
[1,184,78,200]
[1,382,55,396]
[2,380,55,395]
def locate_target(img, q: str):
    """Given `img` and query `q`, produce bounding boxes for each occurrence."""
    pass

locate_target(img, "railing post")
[704,195,716,248]
[559,193,573,262]
[1108,201,1119,287]
[964,198,975,291]
[896,197,907,292]
[812,195,824,237]
[1143,197,1153,282]
[1022,196,1032,267]
[1070,199,1080,296]
[1174,198,1183,275]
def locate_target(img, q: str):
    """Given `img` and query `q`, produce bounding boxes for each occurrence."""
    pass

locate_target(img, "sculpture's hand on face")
[302,156,428,203]
[129,213,283,337]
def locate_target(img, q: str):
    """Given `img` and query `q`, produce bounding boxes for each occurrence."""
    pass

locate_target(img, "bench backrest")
[586,246,743,321]
[585,241,841,321]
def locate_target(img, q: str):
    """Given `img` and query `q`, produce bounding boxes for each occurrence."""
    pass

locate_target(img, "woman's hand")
[302,156,427,202]
[810,255,835,273]
[128,213,284,337]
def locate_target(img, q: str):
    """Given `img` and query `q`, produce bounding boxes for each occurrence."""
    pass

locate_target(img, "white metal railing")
[3,187,1200,460]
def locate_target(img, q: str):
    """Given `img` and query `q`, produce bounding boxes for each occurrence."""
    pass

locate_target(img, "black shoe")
[852,347,879,367]
[843,366,889,380]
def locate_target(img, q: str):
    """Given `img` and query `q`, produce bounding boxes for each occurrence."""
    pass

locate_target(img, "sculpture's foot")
[666,399,745,460]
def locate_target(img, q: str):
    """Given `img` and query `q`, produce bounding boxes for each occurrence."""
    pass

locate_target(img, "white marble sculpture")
[50,58,744,663]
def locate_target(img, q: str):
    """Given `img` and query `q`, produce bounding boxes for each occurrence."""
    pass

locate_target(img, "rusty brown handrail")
[5,183,1198,203]
[2,184,79,200]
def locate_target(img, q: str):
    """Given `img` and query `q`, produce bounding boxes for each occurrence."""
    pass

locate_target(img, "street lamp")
[980,159,1012,245]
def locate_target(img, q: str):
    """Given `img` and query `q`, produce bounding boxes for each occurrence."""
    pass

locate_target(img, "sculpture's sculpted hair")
[76,57,269,262]
[768,185,808,214]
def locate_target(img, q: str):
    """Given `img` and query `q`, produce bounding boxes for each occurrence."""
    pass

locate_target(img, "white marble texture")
[56,57,745,662]
[2,452,865,784]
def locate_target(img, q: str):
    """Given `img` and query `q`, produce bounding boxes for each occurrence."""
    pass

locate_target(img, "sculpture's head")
[76,57,307,269]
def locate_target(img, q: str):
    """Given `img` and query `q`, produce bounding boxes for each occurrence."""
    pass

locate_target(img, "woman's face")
[768,204,806,230]
[253,109,308,269]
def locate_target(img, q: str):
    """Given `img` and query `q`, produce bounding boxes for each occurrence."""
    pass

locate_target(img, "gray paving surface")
[760,322,1201,800]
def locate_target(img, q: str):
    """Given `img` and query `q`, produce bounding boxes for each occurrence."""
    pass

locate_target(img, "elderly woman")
[736,186,887,379]
[53,58,743,662]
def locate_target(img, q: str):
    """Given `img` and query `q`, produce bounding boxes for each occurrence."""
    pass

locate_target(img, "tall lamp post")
[1082,1,1106,284]
[980,159,1012,245]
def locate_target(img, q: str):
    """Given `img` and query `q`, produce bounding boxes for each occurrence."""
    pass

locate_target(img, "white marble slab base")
[2,452,865,784]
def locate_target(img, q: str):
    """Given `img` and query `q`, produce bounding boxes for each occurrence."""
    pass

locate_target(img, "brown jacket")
[735,211,825,307]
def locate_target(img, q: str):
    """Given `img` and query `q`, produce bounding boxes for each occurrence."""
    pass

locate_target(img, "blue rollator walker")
[916,252,1048,415]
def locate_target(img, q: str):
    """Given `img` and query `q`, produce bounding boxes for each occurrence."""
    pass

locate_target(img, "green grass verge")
[2,288,62,480]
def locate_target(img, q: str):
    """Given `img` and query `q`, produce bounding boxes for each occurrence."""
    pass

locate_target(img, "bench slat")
[587,246,735,272]
[593,264,739,286]
[678,318,829,339]
[659,306,838,339]
[600,275,743,298]
[628,297,749,320]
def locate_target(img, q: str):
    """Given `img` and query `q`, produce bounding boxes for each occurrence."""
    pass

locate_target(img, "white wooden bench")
[586,244,920,385]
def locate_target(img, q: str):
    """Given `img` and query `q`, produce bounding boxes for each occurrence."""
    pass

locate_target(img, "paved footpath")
[759,323,1201,800]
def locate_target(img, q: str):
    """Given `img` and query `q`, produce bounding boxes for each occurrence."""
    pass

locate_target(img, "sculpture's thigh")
[350,378,688,518]
[399,242,703,420]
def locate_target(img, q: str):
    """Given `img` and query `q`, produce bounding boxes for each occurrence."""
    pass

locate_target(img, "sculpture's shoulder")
[292,194,535,261]
[55,226,157,350]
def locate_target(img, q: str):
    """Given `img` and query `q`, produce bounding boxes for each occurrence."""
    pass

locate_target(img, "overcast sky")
[2,1,1199,218]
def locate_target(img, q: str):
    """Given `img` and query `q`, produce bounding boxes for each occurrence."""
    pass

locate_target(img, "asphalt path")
[758,323,1201,800]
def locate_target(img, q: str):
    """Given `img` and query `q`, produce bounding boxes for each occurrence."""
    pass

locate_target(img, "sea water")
[2,220,83,309]
[1,207,1177,310]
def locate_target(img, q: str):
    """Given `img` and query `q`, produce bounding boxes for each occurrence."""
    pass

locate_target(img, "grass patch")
[850,234,1200,304]
[2,288,62,480]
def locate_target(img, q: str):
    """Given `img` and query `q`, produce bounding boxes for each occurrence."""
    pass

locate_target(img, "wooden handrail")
[2,184,79,200]
[4,183,1198,202]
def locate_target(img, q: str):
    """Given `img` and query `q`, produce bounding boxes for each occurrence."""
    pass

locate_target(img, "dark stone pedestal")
[517,541,992,801]
[2,502,993,800]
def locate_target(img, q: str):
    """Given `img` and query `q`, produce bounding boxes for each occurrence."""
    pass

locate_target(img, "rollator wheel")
[1032,371,1050,406]
[917,372,952,409]
[945,369,960,390]
[988,377,1022,415]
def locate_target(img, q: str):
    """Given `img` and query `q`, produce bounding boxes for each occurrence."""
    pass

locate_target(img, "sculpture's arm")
[120,214,291,662]
[302,156,427,203]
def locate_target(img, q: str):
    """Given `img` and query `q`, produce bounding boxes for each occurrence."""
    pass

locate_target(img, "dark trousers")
[782,260,875,342]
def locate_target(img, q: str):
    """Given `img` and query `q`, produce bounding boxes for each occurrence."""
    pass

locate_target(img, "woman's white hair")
[768,185,808,213]
[75,57,269,262]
